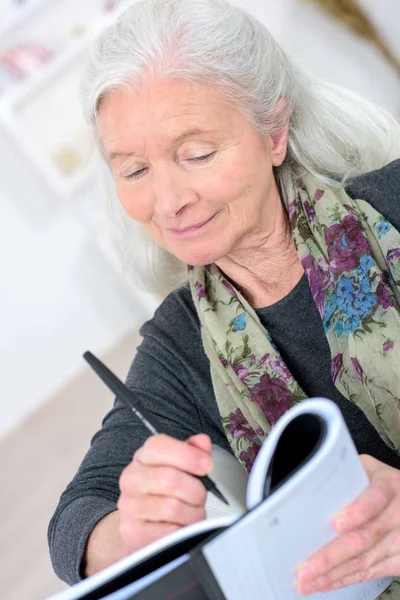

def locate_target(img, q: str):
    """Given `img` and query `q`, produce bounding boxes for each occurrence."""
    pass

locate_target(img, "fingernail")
[297,561,316,580]
[296,579,315,594]
[334,511,349,531]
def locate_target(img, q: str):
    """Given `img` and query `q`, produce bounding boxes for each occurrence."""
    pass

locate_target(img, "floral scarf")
[188,173,400,475]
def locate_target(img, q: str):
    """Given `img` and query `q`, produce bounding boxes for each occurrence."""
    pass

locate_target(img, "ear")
[271,126,289,167]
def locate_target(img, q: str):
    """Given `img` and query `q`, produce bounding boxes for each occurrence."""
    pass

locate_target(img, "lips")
[165,213,217,235]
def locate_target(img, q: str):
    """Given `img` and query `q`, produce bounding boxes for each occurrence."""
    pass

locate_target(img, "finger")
[297,524,381,585]
[119,494,206,527]
[135,434,212,476]
[327,553,400,592]
[297,507,394,591]
[303,528,400,594]
[187,433,213,454]
[120,520,180,554]
[119,464,208,506]
[333,479,394,534]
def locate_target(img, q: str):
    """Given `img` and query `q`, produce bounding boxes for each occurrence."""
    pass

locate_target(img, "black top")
[48,159,400,586]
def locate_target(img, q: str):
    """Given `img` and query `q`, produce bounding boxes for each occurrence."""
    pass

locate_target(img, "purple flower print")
[351,357,363,381]
[301,254,331,317]
[315,189,325,201]
[250,373,296,426]
[383,340,394,353]
[331,353,343,382]
[222,279,238,299]
[232,363,249,382]
[195,281,208,300]
[387,248,400,266]
[187,265,194,271]
[288,200,297,224]
[304,201,315,222]
[376,279,394,310]
[249,353,270,366]
[268,356,292,383]
[240,443,260,474]
[205,264,212,272]
[219,355,229,367]
[325,214,370,272]
[228,408,259,441]
[386,248,400,285]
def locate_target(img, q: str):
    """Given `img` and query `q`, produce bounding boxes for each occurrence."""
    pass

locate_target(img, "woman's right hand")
[117,433,213,553]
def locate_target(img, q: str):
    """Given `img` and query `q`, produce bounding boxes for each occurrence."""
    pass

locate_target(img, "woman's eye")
[124,167,148,180]
[189,152,215,163]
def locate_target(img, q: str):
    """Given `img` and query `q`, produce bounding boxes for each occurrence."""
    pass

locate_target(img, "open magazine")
[47,398,393,600]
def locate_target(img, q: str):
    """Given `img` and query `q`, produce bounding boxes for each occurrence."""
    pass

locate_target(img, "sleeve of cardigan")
[347,158,400,229]
[47,289,204,586]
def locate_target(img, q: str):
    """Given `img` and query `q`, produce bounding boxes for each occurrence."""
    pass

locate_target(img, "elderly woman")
[48,0,400,595]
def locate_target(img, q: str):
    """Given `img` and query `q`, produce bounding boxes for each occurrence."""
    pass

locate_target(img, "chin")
[173,246,223,267]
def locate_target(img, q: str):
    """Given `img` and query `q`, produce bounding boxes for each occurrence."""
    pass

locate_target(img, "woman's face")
[99,79,287,266]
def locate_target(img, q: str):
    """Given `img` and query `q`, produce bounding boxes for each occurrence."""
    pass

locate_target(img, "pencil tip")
[214,486,229,505]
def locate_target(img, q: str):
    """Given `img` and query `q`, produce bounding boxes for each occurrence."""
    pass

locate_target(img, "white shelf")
[1,31,91,110]
[0,0,53,35]
[0,0,135,198]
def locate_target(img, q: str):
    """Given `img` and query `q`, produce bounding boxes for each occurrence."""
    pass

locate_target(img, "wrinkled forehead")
[96,78,248,155]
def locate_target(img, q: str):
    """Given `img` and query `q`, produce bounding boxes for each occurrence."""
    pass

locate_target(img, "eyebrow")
[108,128,212,161]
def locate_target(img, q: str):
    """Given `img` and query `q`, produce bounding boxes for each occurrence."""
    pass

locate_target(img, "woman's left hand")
[296,454,400,595]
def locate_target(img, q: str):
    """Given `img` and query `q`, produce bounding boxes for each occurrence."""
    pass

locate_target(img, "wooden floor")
[0,331,141,600]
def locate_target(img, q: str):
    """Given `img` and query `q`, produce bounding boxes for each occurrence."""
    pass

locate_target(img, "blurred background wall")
[0,1,398,599]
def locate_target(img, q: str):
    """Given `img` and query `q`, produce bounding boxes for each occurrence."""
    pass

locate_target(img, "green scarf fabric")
[188,174,400,470]
[188,173,400,597]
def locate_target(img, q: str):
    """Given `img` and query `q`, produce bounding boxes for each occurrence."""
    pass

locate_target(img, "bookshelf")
[0,0,134,198]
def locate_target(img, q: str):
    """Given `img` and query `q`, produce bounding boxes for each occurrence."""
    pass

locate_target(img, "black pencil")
[83,351,229,506]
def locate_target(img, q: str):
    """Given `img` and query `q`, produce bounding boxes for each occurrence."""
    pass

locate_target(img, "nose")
[152,165,197,218]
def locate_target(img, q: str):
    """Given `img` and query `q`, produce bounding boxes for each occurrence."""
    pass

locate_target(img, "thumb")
[359,454,381,479]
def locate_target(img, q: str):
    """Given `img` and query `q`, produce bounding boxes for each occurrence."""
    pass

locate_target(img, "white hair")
[81,0,400,294]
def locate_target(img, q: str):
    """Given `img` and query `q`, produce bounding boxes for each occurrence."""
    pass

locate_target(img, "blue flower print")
[344,314,362,335]
[334,320,345,337]
[323,293,337,332]
[337,276,355,297]
[324,272,377,338]
[353,292,376,318]
[359,254,374,273]
[232,312,247,332]
[336,276,357,312]
[376,218,391,239]
[358,273,372,295]
[265,331,278,352]
[336,275,376,317]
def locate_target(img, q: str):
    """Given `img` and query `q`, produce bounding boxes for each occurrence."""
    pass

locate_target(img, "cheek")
[196,160,248,206]
[115,183,153,224]
[200,151,267,209]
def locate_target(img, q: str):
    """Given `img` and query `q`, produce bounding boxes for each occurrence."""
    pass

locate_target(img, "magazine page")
[204,445,248,519]
[203,398,392,600]
[46,515,234,600]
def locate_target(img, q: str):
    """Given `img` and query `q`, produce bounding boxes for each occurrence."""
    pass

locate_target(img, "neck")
[216,203,304,309]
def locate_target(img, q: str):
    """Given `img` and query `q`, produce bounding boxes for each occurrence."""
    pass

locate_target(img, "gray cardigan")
[48,159,400,586]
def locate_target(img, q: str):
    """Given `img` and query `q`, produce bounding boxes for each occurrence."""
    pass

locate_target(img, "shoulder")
[139,281,201,347]
[346,159,400,226]
[148,281,198,327]
[129,281,213,413]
